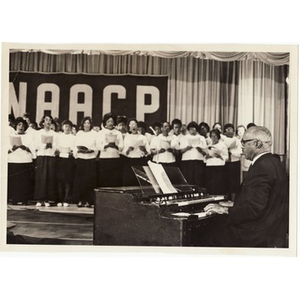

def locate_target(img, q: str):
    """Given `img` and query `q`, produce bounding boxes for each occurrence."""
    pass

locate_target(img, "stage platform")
[6,204,94,246]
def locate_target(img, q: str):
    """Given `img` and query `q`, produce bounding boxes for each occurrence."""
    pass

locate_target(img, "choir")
[7,112,248,208]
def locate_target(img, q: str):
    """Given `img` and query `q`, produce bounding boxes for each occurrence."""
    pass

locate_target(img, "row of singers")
[7,113,247,208]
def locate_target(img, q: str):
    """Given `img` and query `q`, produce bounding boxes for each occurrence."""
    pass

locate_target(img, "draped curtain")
[9,50,289,155]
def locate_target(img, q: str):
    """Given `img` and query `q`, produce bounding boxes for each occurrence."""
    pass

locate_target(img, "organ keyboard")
[94,164,227,246]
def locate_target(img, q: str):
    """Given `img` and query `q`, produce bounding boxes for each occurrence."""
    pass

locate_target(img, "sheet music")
[147,161,178,194]
[143,166,161,194]
[105,133,117,144]
[9,135,22,147]
[128,139,143,156]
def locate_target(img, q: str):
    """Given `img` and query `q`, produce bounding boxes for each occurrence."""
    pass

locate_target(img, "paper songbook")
[9,135,22,147]
[128,139,143,156]
[77,145,88,151]
[105,134,117,144]
[148,161,178,194]
[41,135,53,144]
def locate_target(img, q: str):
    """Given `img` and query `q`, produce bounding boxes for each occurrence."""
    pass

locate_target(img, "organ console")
[94,163,227,246]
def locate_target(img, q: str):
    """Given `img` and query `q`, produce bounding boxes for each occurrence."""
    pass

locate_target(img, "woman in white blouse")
[180,121,207,188]
[122,121,150,186]
[97,112,124,187]
[72,116,98,207]
[205,129,229,195]
[34,115,58,207]
[56,120,76,207]
[222,123,243,200]
[8,117,36,205]
[150,121,179,167]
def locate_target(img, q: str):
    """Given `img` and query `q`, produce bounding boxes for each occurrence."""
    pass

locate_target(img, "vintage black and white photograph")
[1,43,298,255]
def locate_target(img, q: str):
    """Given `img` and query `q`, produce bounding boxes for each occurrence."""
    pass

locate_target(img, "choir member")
[150,121,162,136]
[212,122,222,133]
[73,116,98,207]
[116,115,127,138]
[8,114,16,135]
[56,120,76,207]
[199,122,212,146]
[53,118,63,133]
[71,124,77,136]
[236,125,246,140]
[92,123,101,133]
[181,124,187,136]
[170,118,184,168]
[222,123,243,200]
[7,117,36,205]
[34,115,58,207]
[137,121,153,145]
[180,121,207,188]
[205,129,229,195]
[127,118,138,134]
[122,122,150,186]
[150,121,179,167]
[97,112,124,187]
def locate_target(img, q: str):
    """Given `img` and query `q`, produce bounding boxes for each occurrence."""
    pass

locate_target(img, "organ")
[94,162,227,246]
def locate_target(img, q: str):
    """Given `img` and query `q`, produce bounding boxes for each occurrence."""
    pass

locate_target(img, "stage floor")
[6,204,94,245]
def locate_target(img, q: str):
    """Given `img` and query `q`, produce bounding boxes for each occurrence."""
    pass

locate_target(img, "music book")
[41,135,53,144]
[147,161,178,194]
[105,133,117,144]
[77,145,88,151]
[10,135,22,147]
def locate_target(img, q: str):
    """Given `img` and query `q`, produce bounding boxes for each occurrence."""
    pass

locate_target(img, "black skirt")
[97,158,123,187]
[72,158,96,202]
[34,156,57,201]
[122,156,148,186]
[225,161,241,194]
[56,156,75,184]
[205,165,228,195]
[180,160,205,188]
[8,162,35,204]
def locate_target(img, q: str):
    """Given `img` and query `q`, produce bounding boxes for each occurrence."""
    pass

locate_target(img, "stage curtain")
[9,50,289,155]
[10,49,290,66]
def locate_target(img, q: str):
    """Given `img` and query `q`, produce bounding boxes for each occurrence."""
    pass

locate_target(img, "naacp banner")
[9,72,168,126]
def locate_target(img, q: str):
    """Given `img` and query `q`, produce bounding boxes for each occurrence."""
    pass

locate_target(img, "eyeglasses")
[241,138,256,145]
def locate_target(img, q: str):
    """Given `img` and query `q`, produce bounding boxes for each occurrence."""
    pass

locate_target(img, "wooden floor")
[6,204,94,245]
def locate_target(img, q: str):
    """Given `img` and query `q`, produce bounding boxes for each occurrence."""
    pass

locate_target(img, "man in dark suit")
[203,126,289,248]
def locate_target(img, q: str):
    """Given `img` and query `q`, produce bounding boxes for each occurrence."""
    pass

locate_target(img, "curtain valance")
[9,49,289,66]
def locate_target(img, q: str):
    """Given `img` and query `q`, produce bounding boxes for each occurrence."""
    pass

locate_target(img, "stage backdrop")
[9,72,168,126]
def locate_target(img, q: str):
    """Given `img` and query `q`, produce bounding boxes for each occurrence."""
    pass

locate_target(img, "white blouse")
[74,130,98,159]
[8,132,36,163]
[97,127,124,159]
[122,133,150,158]
[57,132,76,158]
[180,133,207,161]
[150,134,179,163]
[34,128,57,157]
[205,140,229,166]
[221,135,243,162]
